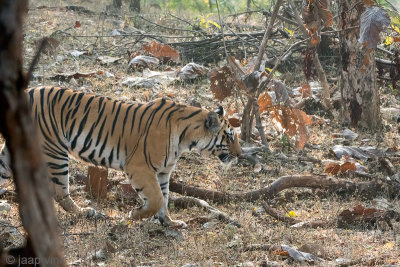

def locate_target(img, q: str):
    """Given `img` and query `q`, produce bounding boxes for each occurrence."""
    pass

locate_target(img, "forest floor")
[1,0,400,266]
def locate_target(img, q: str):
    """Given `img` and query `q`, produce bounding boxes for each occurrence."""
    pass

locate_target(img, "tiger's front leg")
[127,168,164,220]
[154,171,187,229]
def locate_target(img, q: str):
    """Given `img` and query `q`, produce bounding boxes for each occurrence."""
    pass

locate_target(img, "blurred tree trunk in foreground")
[0,0,66,266]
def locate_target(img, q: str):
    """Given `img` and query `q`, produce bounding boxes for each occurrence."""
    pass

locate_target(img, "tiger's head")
[195,106,241,164]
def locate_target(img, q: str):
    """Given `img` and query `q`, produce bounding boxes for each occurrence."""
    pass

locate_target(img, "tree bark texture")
[339,0,380,130]
[130,0,140,12]
[113,0,122,8]
[0,1,65,266]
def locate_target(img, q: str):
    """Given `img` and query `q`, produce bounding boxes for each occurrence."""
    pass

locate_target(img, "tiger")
[0,86,241,228]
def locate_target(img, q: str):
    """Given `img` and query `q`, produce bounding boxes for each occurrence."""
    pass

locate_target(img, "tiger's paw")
[158,215,187,229]
[149,215,187,229]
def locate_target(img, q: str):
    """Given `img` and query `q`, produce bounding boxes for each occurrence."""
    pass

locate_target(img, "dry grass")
[0,0,400,266]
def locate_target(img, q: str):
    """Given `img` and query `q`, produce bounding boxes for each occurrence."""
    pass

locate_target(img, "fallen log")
[170,175,396,204]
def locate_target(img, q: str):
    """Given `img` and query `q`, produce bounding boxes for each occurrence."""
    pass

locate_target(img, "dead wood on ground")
[170,196,241,227]
[170,174,397,204]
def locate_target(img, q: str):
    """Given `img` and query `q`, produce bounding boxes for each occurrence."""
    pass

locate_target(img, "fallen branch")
[170,175,397,204]
[261,203,331,228]
[170,196,241,227]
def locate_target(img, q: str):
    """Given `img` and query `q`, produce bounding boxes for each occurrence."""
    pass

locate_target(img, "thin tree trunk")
[288,0,332,109]
[339,0,380,130]
[247,0,251,11]
[240,0,282,143]
[0,1,66,266]
[130,0,140,12]
[113,0,122,9]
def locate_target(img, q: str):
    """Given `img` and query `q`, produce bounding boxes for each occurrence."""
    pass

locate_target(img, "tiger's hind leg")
[127,168,163,220]
[153,171,187,228]
[45,153,102,218]
[0,144,12,186]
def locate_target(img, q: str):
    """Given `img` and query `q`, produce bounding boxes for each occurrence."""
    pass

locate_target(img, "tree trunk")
[0,1,66,266]
[209,0,212,10]
[130,0,140,12]
[339,0,380,130]
[113,0,122,9]
[247,0,251,11]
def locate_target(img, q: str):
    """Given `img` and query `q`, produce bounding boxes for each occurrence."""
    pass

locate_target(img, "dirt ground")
[1,0,400,266]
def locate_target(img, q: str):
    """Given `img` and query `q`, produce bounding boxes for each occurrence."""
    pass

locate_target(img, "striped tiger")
[0,87,241,228]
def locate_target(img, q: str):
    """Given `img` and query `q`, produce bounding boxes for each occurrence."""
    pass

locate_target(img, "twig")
[254,0,283,71]
[253,98,269,150]
[288,0,332,109]
[27,38,49,84]
[137,15,205,35]
[241,244,273,252]
[261,203,330,228]
[215,0,228,59]
[170,196,241,227]
[62,232,94,236]
[276,14,298,26]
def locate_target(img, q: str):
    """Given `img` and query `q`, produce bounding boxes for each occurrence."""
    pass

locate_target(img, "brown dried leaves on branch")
[210,66,234,101]
[258,91,311,150]
[302,0,333,45]
[359,6,390,49]
[258,91,273,113]
[142,41,179,62]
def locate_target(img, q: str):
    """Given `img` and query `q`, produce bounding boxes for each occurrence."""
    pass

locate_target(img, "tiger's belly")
[68,139,126,171]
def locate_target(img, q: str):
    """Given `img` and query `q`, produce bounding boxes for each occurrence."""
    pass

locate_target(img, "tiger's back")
[1,86,241,227]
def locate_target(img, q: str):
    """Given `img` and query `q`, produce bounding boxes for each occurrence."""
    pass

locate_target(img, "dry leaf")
[270,80,290,105]
[300,83,312,98]
[338,204,385,227]
[359,6,390,49]
[74,21,81,28]
[177,63,208,80]
[303,0,332,29]
[325,162,341,175]
[143,41,179,62]
[210,66,234,101]
[340,162,357,173]
[269,106,311,150]
[258,92,273,113]
[128,55,159,69]
[228,117,241,127]
[325,161,356,174]
[331,145,384,161]
[97,56,123,65]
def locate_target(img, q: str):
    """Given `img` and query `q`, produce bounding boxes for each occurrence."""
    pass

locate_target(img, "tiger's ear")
[215,106,224,117]
[205,111,220,133]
